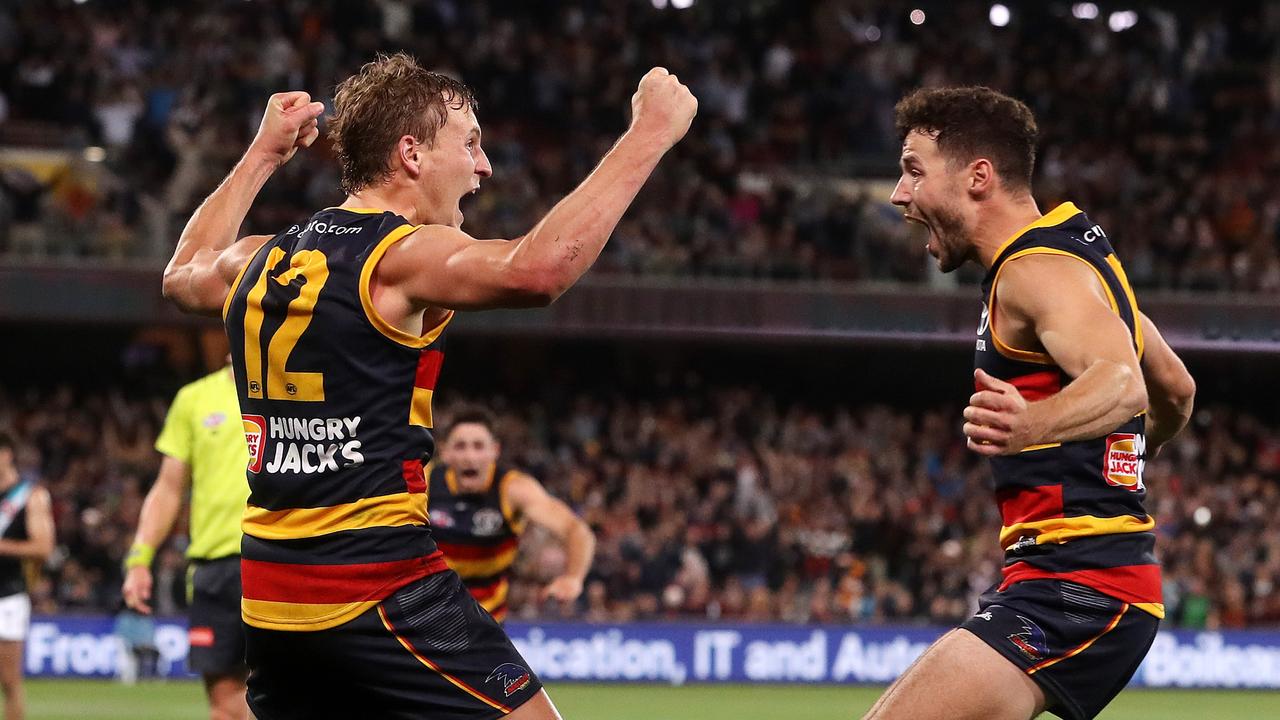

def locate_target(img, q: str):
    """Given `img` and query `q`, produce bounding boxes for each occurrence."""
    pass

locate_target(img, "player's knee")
[0,676,22,698]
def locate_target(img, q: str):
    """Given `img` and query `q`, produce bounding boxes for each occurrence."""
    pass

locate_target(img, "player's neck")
[973,195,1042,269]
[340,187,419,223]
[341,184,452,227]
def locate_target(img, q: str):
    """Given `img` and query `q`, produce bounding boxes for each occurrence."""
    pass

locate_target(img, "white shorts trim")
[0,593,31,642]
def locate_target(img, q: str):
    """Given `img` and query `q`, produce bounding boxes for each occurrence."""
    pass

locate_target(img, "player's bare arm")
[162,92,324,314]
[0,487,52,561]
[965,254,1148,455]
[503,473,596,603]
[122,456,191,614]
[1137,312,1196,454]
[374,68,697,318]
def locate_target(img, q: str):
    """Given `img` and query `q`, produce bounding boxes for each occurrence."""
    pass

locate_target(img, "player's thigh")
[863,628,1045,720]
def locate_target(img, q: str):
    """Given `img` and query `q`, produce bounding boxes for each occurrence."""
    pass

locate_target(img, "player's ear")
[398,135,422,179]
[969,158,994,197]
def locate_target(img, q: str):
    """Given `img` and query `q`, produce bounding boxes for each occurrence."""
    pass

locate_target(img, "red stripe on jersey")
[241,552,448,604]
[403,459,426,494]
[1000,562,1162,604]
[468,577,506,601]
[415,349,444,391]
[435,537,519,561]
[996,484,1065,526]
[1001,371,1062,401]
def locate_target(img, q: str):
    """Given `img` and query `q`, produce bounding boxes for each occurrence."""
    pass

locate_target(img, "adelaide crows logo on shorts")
[486,663,531,697]
[1008,615,1049,661]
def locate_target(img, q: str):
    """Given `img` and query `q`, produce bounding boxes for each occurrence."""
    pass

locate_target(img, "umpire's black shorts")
[187,556,248,677]
[961,578,1159,720]
[245,569,542,720]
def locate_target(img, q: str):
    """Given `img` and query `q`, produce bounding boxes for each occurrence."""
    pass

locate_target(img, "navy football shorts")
[245,570,542,720]
[961,579,1159,720]
[187,557,247,677]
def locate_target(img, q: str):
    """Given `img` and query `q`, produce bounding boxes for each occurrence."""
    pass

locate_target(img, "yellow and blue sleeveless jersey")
[976,202,1162,618]
[427,463,525,622]
[224,207,452,631]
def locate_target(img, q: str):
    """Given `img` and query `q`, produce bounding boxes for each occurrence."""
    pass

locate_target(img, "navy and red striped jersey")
[975,202,1162,619]
[427,463,525,622]
[224,207,451,631]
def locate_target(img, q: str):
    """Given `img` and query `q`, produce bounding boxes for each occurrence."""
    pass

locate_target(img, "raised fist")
[250,91,325,167]
[630,67,698,149]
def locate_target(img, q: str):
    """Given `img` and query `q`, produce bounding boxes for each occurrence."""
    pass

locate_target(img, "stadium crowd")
[1,376,1275,630]
[2,1,1280,290]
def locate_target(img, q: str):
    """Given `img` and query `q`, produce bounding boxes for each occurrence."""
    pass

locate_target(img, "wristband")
[125,543,155,569]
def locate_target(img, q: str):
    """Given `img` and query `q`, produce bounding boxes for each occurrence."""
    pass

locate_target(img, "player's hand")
[540,575,585,604]
[248,91,325,167]
[629,67,698,149]
[964,369,1041,456]
[122,566,154,615]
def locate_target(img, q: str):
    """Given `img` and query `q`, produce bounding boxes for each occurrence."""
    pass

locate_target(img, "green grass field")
[23,679,1280,719]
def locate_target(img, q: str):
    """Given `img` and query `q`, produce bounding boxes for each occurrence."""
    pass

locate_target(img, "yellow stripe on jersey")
[357,223,455,348]
[478,579,510,614]
[443,544,520,580]
[242,492,427,541]
[242,597,379,631]
[1105,253,1145,360]
[498,471,527,534]
[409,386,435,428]
[999,514,1155,551]
[1133,602,1166,619]
[988,202,1083,271]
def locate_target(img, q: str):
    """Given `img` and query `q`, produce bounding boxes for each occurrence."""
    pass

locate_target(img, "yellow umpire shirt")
[154,367,249,560]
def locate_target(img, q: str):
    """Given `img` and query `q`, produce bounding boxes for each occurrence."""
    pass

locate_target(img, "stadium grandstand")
[2,0,1280,718]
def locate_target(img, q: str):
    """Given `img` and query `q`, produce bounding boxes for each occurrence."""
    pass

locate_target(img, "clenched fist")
[249,91,325,167]
[630,67,698,149]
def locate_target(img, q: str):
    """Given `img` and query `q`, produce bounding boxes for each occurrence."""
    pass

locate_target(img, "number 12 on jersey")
[242,248,329,401]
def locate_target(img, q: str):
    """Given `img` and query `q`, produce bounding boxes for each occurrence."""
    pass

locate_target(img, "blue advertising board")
[23,616,1280,689]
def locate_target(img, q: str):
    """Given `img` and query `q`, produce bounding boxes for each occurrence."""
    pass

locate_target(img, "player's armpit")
[374,225,562,312]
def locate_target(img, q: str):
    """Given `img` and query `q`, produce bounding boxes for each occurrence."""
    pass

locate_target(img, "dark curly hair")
[329,52,477,194]
[443,405,498,441]
[894,86,1038,191]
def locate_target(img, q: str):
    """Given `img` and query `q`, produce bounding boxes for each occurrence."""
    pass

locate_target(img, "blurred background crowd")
[2,0,1280,290]
[3,366,1275,630]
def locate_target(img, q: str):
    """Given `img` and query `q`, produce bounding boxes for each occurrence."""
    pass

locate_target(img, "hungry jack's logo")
[243,415,266,473]
[1104,432,1145,491]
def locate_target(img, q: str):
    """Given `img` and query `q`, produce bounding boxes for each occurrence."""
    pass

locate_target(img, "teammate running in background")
[123,365,250,720]
[430,407,595,622]
[0,431,54,720]
[870,86,1196,720]
[160,51,695,719]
